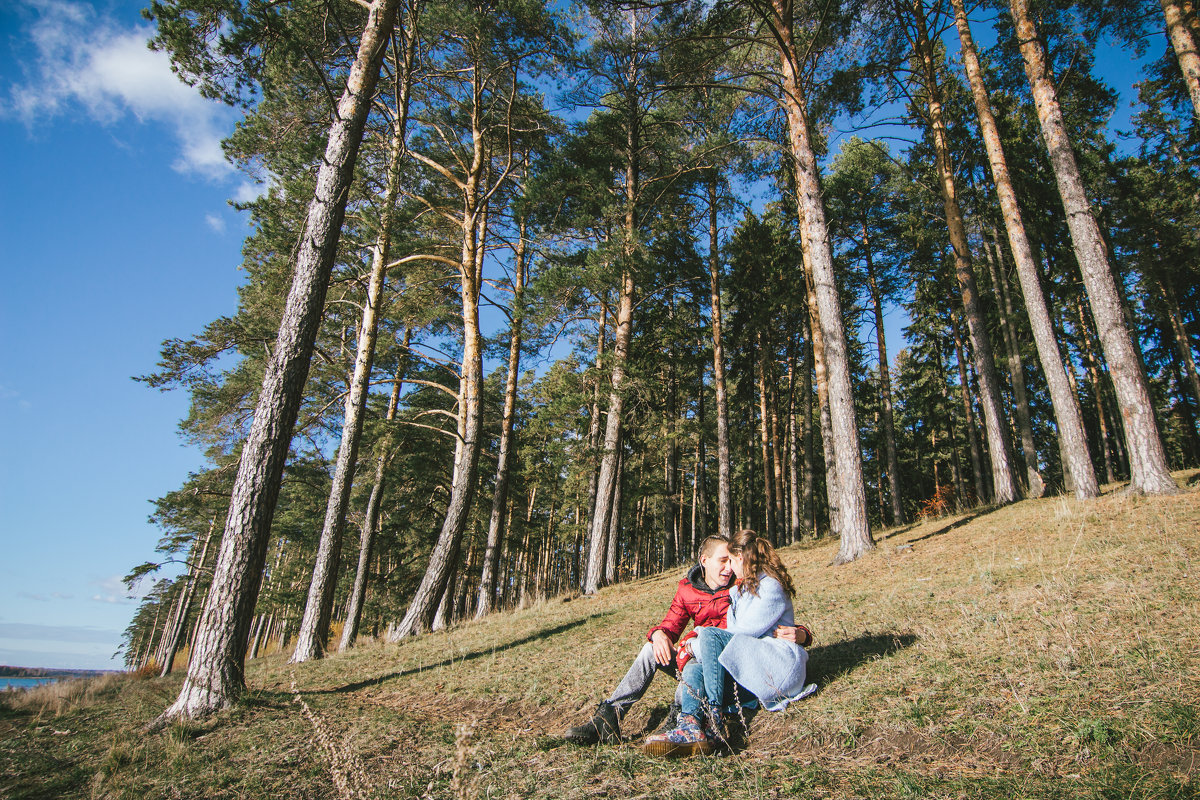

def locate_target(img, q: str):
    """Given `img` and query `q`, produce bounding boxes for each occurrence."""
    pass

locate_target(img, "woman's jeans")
[680,627,755,718]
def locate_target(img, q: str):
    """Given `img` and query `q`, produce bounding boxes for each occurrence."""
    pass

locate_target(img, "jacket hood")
[686,562,730,594]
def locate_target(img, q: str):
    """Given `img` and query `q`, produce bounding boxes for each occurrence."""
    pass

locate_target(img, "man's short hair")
[697,534,729,561]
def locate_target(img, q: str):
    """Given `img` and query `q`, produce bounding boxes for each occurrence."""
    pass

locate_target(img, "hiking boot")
[563,701,620,745]
[650,702,681,736]
[643,713,713,758]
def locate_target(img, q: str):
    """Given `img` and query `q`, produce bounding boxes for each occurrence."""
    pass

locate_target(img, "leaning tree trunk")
[1161,0,1200,120]
[950,0,1098,499]
[706,172,734,539]
[475,216,526,619]
[291,44,414,661]
[910,0,1020,505]
[1010,0,1179,495]
[391,106,489,636]
[153,0,399,725]
[769,0,872,563]
[339,332,409,652]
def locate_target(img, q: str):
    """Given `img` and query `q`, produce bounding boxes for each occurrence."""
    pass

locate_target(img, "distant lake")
[0,677,60,691]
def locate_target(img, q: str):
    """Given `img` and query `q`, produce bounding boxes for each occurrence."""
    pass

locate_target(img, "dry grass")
[2,472,1198,799]
[2,671,127,717]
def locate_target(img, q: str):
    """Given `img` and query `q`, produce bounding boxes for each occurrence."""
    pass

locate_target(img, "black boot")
[650,702,681,736]
[563,701,620,745]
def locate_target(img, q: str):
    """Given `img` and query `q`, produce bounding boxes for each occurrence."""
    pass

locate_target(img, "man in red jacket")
[563,535,783,745]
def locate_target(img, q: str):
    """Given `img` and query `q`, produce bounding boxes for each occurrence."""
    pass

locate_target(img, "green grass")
[3,471,1199,799]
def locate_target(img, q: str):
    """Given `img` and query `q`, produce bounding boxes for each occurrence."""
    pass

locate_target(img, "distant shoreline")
[0,665,117,679]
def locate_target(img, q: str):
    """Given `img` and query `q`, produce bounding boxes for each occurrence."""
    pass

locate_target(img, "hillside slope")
[3,473,1198,799]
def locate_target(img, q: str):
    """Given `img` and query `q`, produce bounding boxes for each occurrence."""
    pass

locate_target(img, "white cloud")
[205,213,226,233]
[233,181,267,204]
[88,574,144,605]
[3,0,236,178]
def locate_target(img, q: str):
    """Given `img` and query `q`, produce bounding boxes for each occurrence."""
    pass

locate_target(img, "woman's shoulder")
[756,573,786,595]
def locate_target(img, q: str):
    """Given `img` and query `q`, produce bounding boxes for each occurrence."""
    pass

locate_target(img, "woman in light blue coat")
[644,530,815,757]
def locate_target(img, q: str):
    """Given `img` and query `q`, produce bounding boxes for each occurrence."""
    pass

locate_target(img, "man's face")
[700,542,733,588]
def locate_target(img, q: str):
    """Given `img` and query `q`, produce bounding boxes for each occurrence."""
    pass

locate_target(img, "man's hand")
[650,630,673,666]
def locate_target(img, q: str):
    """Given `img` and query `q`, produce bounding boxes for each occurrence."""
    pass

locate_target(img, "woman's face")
[730,551,745,579]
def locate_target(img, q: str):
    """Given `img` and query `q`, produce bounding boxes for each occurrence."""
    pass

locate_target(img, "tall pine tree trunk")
[951,0,1098,499]
[154,0,399,724]
[1010,0,1178,495]
[390,95,489,636]
[1161,0,1200,119]
[951,309,988,503]
[475,217,526,619]
[911,0,1020,505]
[767,0,872,560]
[706,172,734,539]
[339,330,409,652]
[862,225,905,524]
[982,234,1045,497]
[292,35,414,660]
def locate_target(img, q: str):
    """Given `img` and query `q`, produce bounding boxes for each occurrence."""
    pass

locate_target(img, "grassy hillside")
[4,472,1199,799]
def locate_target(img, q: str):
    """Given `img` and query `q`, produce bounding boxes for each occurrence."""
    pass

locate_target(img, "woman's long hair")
[729,529,795,597]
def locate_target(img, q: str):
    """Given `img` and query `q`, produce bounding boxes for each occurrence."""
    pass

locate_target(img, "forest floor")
[3,470,1199,800]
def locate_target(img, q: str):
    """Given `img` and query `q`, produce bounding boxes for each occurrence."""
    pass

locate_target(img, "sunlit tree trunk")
[1010,0,1178,494]
[475,215,526,619]
[292,27,416,660]
[1161,0,1200,119]
[391,82,489,636]
[765,0,871,560]
[706,172,734,539]
[951,0,1097,499]
[154,0,399,724]
[911,0,1019,504]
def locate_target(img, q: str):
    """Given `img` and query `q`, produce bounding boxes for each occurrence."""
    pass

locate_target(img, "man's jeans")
[606,641,686,716]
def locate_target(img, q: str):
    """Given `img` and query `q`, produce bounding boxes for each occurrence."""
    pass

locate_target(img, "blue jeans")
[680,627,755,718]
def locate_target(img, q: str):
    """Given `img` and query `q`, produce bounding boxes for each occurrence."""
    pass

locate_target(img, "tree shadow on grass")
[805,631,919,687]
[309,613,611,695]
[899,510,989,544]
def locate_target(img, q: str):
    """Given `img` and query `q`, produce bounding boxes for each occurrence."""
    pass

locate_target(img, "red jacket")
[647,564,731,644]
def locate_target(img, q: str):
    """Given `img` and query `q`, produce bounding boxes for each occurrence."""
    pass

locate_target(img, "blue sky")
[0,0,1162,670]
[0,0,252,669]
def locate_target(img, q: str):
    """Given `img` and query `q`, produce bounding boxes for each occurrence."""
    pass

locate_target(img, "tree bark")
[911,0,1020,505]
[155,0,399,724]
[159,518,217,676]
[1010,0,1178,494]
[982,232,1046,497]
[339,330,410,652]
[705,172,734,539]
[765,0,871,559]
[390,74,490,636]
[861,222,905,524]
[951,309,988,503]
[951,0,1098,499]
[292,26,416,660]
[1162,0,1200,120]
[475,215,526,619]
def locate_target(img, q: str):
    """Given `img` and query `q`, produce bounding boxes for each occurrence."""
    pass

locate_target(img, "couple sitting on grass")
[563,529,817,757]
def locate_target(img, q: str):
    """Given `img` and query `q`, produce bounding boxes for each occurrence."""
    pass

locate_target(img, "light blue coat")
[717,574,810,711]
